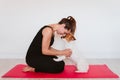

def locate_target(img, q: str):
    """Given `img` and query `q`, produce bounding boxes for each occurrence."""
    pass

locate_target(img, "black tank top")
[26,26,54,58]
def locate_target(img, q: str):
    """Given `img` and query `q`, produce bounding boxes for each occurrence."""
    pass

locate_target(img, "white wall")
[0,0,120,59]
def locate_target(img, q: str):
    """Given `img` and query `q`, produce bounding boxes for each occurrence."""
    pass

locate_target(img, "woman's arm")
[50,47,72,57]
[42,27,71,57]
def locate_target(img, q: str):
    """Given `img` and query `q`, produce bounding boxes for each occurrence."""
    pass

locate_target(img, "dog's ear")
[72,36,76,40]
[61,33,76,41]
[61,33,69,39]
[69,33,76,40]
[61,35,66,39]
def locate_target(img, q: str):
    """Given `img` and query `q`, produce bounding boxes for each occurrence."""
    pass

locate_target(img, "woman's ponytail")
[67,16,76,35]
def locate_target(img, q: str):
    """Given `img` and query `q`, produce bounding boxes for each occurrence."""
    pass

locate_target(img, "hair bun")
[67,16,73,21]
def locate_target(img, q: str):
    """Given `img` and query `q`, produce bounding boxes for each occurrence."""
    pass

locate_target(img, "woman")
[23,16,76,73]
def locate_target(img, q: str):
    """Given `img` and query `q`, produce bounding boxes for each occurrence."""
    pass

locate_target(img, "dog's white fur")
[52,32,89,73]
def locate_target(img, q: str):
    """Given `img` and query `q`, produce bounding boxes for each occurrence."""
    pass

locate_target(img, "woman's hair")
[58,16,76,35]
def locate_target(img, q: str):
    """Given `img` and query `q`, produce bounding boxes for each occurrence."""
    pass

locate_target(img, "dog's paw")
[53,58,63,62]
[75,69,89,73]
[75,70,88,73]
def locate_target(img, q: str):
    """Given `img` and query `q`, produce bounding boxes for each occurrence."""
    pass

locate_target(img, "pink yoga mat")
[2,64,119,78]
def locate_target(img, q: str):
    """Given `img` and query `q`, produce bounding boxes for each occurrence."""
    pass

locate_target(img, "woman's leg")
[26,56,65,73]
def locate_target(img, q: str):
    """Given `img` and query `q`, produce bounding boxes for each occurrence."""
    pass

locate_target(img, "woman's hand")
[62,49,72,57]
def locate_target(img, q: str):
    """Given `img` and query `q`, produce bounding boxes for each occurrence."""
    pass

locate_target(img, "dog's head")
[62,33,76,42]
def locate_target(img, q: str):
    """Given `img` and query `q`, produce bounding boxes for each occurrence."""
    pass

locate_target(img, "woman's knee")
[55,61,65,73]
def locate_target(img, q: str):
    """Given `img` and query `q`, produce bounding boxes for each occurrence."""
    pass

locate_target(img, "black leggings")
[26,56,65,73]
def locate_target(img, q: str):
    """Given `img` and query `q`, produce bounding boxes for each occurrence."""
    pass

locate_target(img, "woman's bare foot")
[22,66,35,72]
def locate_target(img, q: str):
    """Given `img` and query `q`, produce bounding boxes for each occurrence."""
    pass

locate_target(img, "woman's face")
[57,25,71,36]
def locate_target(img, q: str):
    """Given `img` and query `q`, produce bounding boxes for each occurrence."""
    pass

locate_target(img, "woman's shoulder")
[39,25,52,33]
[41,25,53,30]
[41,25,53,34]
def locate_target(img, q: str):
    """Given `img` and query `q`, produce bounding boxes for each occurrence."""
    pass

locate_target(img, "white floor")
[0,59,120,80]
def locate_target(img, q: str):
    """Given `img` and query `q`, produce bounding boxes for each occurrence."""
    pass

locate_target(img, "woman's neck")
[48,24,59,31]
